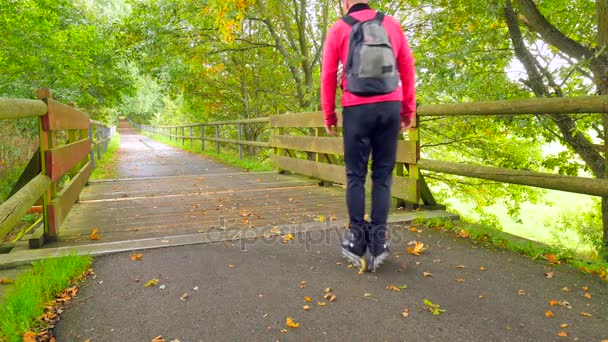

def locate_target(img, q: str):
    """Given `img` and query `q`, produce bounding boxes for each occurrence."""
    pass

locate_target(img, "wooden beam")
[43,99,90,130]
[0,174,51,239]
[418,95,608,116]
[47,162,92,239]
[203,136,270,148]
[45,138,91,182]
[0,98,47,119]
[418,158,608,197]
[270,112,344,128]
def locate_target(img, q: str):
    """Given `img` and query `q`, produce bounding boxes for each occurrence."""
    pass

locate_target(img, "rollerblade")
[341,223,367,273]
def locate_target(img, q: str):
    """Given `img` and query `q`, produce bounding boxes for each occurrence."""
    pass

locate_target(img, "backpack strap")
[375,11,385,23]
[342,14,358,26]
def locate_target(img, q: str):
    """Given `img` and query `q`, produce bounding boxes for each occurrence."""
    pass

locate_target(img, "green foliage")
[423,299,446,315]
[0,255,92,341]
[547,199,604,258]
[90,133,121,180]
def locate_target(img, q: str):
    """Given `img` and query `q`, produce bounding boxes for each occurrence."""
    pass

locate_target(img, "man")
[321,0,416,272]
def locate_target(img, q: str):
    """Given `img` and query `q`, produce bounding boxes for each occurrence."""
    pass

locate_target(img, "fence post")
[182,126,185,145]
[201,125,205,151]
[36,88,55,240]
[89,126,95,170]
[238,123,243,160]
[215,125,220,154]
[190,126,193,148]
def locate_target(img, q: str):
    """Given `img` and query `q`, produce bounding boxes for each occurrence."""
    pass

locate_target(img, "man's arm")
[321,26,340,128]
[396,31,416,128]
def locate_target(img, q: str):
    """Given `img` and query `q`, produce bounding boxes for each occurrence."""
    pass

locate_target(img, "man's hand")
[325,124,339,136]
[400,117,413,132]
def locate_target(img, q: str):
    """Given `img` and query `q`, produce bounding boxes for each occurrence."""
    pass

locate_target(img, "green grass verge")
[140,131,273,172]
[90,133,121,180]
[0,168,23,204]
[412,217,608,282]
[0,255,92,341]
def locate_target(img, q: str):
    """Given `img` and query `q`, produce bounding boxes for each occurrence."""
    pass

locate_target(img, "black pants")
[343,101,401,247]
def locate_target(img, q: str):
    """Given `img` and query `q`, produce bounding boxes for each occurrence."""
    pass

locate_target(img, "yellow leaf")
[304,296,311,302]
[580,312,592,317]
[545,310,555,318]
[144,278,159,287]
[317,301,327,306]
[286,316,300,328]
[456,229,470,238]
[130,253,143,261]
[406,241,427,256]
[0,277,14,285]
[89,229,100,240]
[584,292,591,299]
[557,331,567,337]
[456,278,465,283]
[480,266,486,271]
[324,287,332,293]
[283,234,294,244]
[582,286,589,291]
[317,215,325,222]
[560,323,568,328]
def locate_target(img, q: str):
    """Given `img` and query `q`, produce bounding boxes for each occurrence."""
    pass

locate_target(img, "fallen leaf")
[409,227,421,233]
[280,329,288,333]
[193,286,199,291]
[144,278,159,288]
[387,285,402,292]
[549,300,558,306]
[180,293,189,301]
[303,305,311,310]
[89,229,100,240]
[580,312,592,317]
[558,300,572,309]
[560,323,568,328]
[544,271,554,279]
[480,266,486,271]
[561,287,570,292]
[456,229,470,238]
[151,336,165,342]
[317,301,327,306]
[304,296,311,302]
[130,253,143,261]
[159,285,166,290]
[456,265,466,269]
[228,264,236,268]
[23,332,36,342]
[0,278,14,284]
[456,278,465,283]
[582,286,589,291]
[406,241,427,256]
[363,293,372,297]
[269,226,281,235]
[545,254,558,264]
[402,308,409,318]
[324,287,332,293]
[423,272,432,277]
[584,292,592,299]
[282,234,294,244]
[557,331,567,337]
[286,317,300,328]
[545,310,555,318]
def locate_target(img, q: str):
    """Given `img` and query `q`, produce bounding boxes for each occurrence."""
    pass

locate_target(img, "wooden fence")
[137,95,608,207]
[0,88,114,248]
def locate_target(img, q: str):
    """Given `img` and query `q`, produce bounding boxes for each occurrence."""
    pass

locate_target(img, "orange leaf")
[286,316,300,328]
[387,285,401,292]
[23,332,36,342]
[557,331,567,337]
[130,253,143,261]
[456,229,470,238]
[580,312,592,317]
[584,292,592,299]
[406,241,427,255]
[549,300,559,306]
[545,254,558,264]
[151,336,165,342]
[582,286,589,291]
[456,278,465,283]
[545,310,555,318]
[479,266,486,271]
[560,324,568,328]
[0,277,14,284]
[89,229,100,240]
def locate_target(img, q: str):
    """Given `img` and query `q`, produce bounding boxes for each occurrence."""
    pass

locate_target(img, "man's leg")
[341,105,372,267]
[369,101,401,271]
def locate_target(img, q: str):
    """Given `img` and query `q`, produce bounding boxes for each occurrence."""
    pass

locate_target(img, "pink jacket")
[321,9,416,127]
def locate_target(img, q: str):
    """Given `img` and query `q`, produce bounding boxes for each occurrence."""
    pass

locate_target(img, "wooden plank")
[206,117,270,125]
[417,158,608,197]
[48,162,92,238]
[43,99,90,130]
[0,174,51,239]
[270,112,344,128]
[203,136,270,148]
[275,155,418,201]
[269,135,417,163]
[417,95,608,116]
[45,138,91,182]
[0,98,47,119]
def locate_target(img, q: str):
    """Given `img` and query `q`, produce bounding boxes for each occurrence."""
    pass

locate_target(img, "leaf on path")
[456,230,470,238]
[151,336,165,342]
[387,285,407,291]
[560,323,568,328]
[582,286,589,291]
[545,254,558,264]
[406,241,427,256]
[561,287,570,292]
[580,312,592,317]
[423,272,432,277]
[89,229,100,240]
[317,301,327,306]
[269,226,282,235]
[402,308,409,318]
[180,293,189,301]
[144,278,159,287]
[324,287,332,293]
[324,293,337,302]
[304,296,311,302]
[280,329,288,333]
[282,234,294,244]
[558,301,572,309]
[0,278,14,284]
[456,278,465,283]
[549,300,558,306]
[544,271,554,279]
[286,317,300,328]
[130,253,143,261]
[584,292,592,299]
[545,310,555,318]
[409,227,422,233]
[456,265,466,269]
[303,305,311,310]
[424,299,446,315]
[228,264,236,268]
[479,266,486,271]
[557,331,567,337]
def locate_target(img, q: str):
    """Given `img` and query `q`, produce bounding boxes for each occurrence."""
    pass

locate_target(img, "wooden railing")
[137,95,608,208]
[0,88,114,248]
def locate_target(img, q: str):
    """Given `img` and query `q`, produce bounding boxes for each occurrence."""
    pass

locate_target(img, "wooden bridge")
[1,88,608,262]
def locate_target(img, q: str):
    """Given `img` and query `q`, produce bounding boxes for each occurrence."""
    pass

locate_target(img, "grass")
[412,216,608,282]
[0,168,23,204]
[140,131,273,172]
[90,133,121,180]
[0,255,92,341]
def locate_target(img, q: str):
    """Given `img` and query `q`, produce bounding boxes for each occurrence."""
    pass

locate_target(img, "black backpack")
[342,12,399,96]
